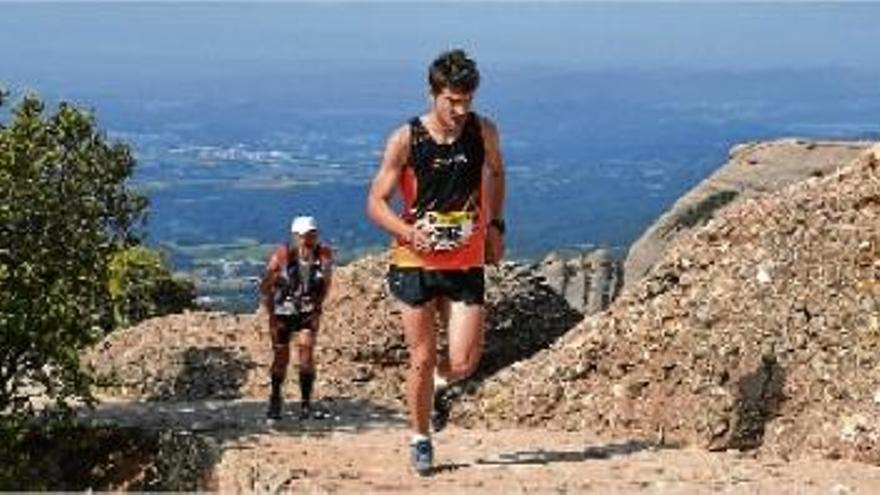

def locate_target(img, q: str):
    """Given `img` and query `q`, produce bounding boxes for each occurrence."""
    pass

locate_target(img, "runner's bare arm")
[259,248,283,310]
[482,117,505,222]
[482,117,506,263]
[367,125,431,251]
[319,245,334,303]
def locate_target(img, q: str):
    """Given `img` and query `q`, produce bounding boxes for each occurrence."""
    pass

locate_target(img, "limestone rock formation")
[454,146,880,464]
[624,139,873,288]
[538,248,622,315]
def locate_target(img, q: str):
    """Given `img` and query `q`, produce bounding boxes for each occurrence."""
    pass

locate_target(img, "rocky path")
[81,399,880,493]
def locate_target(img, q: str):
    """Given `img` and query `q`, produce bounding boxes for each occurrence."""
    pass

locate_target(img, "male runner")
[366,49,506,475]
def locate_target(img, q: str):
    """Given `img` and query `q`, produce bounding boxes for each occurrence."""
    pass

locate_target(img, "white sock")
[411,433,430,444]
[434,369,449,390]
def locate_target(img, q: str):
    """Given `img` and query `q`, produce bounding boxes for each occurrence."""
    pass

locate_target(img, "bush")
[108,246,196,328]
[0,91,146,415]
[0,88,205,489]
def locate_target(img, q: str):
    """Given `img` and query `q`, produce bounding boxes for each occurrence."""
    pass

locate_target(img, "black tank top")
[407,112,485,219]
[272,244,326,316]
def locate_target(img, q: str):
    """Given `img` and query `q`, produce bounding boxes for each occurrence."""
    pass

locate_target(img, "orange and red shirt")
[391,113,487,270]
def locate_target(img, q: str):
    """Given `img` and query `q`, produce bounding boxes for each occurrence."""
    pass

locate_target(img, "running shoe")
[431,386,452,433]
[267,393,283,421]
[410,438,433,476]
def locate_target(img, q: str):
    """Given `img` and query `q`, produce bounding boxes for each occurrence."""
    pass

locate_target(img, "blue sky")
[3,2,879,73]
[2,0,879,3]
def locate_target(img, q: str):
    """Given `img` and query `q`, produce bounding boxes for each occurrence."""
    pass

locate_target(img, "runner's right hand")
[408,225,433,252]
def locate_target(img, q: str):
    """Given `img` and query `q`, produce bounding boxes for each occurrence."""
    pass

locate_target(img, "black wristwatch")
[489,218,506,235]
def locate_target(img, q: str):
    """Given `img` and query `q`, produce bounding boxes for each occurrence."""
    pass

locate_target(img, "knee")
[297,337,315,355]
[298,350,315,371]
[273,345,290,361]
[450,344,482,377]
[449,355,479,377]
[409,350,436,375]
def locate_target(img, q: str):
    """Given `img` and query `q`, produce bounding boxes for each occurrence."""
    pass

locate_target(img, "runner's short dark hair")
[428,49,480,95]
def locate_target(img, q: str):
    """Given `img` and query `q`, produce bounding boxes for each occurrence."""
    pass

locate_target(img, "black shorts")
[271,313,318,345]
[387,266,485,307]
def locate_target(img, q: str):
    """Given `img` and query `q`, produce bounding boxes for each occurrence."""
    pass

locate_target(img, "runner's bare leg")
[437,301,483,382]
[402,301,438,435]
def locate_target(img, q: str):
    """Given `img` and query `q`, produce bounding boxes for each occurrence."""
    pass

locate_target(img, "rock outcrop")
[453,146,880,464]
[85,256,582,410]
[538,249,622,315]
[624,139,874,288]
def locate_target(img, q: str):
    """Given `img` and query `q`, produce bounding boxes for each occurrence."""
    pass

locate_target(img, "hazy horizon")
[4,2,880,76]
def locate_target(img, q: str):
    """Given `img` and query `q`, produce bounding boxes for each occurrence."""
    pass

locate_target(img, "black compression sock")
[299,370,315,406]
[271,373,284,399]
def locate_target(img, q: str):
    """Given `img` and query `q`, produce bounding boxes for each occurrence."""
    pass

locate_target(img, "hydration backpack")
[271,243,326,318]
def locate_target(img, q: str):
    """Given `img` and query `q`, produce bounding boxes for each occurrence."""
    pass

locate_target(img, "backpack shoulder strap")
[267,244,288,271]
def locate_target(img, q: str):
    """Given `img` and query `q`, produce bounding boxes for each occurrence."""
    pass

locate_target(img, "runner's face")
[296,230,318,248]
[431,88,474,131]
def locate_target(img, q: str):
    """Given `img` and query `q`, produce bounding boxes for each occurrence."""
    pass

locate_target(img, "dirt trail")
[81,399,880,493]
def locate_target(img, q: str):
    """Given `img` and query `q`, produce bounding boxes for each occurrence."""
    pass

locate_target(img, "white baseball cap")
[290,215,318,235]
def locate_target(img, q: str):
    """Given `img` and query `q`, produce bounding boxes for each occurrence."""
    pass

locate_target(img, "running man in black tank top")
[259,215,334,421]
[367,49,507,476]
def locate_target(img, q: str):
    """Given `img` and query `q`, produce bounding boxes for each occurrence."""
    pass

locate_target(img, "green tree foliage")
[108,246,196,328]
[0,93,147,416]
[0,90,199,488]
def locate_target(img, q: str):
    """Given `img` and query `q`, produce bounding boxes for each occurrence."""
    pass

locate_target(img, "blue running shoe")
[410,438,433,476]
